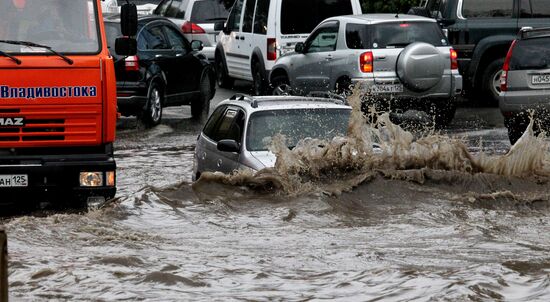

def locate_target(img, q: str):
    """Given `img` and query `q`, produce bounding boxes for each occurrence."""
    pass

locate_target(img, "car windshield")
[346,22,448,49]
[0,0,100,54]
[280,0,353,35]
[190,0,231,24]
[246,108,351,151]
[509,37,550,70]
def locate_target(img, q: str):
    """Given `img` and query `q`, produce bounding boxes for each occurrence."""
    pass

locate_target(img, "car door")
[291,21,340,92]
[163,23,203,102]
[146,23,178,95]
[197,105,227,175]
[221,0,246,78]
[238,0,257,80]
[203,106,245,174]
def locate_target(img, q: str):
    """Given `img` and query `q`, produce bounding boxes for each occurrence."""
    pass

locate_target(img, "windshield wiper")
[0,40,73,65]
[0,50,21,65]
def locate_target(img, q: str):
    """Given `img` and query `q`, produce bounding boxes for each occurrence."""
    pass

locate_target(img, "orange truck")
[0,0,137,209]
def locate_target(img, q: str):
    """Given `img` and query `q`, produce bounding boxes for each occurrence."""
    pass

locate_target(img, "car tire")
[141,83,163,127]
[481,58,505,106]
[252,60,267,96]
[335,78,353,97]
[191,73,212,121]
[428,99,456,128]
[271,74,291,95]
[216,55,233,89]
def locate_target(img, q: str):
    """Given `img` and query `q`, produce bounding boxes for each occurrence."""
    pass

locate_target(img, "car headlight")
[79,172,103,187]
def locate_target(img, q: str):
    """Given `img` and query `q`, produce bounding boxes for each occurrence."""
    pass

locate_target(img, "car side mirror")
[120,3,138,36]
[191,40,204,51]
[217,139,240,153]
[115,37,137,56]
[214,21,225,31]
[295,42,305,53]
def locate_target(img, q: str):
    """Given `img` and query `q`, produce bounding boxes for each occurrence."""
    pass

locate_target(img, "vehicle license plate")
[371,84,404,93]
[532,74,550,85]
[0,174,28,187]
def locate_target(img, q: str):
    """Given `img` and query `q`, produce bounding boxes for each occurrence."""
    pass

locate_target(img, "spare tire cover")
[396,42,444,92]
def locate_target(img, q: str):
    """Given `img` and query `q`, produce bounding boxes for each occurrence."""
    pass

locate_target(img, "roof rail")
[519,26,550,39]
[229,94,258,108]
[306,91,348,104]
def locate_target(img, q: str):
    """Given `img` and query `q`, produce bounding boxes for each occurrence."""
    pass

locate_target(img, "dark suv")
[410,0,550,104]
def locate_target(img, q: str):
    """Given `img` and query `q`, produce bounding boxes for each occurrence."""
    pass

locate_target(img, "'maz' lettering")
[0,117,24,126]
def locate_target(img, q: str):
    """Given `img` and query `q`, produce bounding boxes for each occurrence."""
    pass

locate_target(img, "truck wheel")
[428,99,456,128]
[271,74,291,95]
[252,61,267,96]
[192,73,211,121]
[216,55,233,88]
[141,83,163,127]
[481,58,505,106]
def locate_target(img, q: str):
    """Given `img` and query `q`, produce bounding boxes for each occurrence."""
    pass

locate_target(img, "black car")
[104,15,215,126]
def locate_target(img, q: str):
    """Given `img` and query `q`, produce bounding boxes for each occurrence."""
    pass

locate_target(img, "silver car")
[499,27,550,144]
[154,0,230,61]
[269,14,463,126]
[193,95,351,180]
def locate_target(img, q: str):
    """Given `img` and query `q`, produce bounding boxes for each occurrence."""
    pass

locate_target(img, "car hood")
[248,151,276,170]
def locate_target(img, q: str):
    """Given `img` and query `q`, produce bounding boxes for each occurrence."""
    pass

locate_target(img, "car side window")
[147,26,171,50]
[253,0,270,35]
[429,0,448,19]
[164,25,190,53]
[213,109,245,142]
[155,0,172,15]
[305,21,339,53]
[164,0,184,18]
[227,0,244,32]
[242,0,257,33]
[520,0,550,18]
[462,0,513,18]
[203,106,227,140]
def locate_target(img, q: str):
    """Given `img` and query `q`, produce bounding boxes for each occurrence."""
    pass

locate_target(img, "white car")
[100,0,118,13]
[215,0,362,95]
[193,95,352,180]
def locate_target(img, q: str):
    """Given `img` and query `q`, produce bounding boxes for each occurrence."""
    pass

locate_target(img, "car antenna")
[395,0,400,18]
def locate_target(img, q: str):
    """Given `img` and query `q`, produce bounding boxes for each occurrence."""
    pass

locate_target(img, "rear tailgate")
[0,57,103,148]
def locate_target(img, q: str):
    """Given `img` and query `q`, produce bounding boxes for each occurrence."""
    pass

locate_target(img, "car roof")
[325,13,437,24]
[218,95,352,112]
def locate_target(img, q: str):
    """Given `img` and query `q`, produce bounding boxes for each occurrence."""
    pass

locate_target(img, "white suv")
[215,0,362,95]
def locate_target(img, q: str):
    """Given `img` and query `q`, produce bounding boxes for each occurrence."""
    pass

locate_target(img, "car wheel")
[271,74,291,95]
[191,73,212,121]
[428,99,456,128]
[335,78,353,97]
[216,55,233,88]
[252,61,267,96]
[481,58,505,106]
[141,83,163,127]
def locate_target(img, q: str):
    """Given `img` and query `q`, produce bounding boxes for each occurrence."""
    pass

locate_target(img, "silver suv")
[500,27,550,144]
[193,95,351,180]
[269,14,463,126]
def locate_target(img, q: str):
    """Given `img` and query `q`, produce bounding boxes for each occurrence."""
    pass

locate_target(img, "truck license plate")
[0,175,28,187]
[371,84,404,93]
[532,74,550,85]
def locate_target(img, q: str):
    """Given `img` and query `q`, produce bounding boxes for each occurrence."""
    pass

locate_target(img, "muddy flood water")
[3,91,550,301]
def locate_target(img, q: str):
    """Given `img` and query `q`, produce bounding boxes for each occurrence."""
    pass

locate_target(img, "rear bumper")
[0,145,116,207]
[117,81,148,114]
[499,90,550,113]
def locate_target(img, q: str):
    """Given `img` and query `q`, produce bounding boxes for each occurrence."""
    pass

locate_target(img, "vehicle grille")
[0,105,101,147]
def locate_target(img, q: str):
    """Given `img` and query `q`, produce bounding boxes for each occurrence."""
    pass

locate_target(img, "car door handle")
[176,53,183,57]
[216,159,223,167]
[155,54,167,59]
[239,36,245,40]
[325,55,333,60]
[235,35,240,39]
[375,56,386,60]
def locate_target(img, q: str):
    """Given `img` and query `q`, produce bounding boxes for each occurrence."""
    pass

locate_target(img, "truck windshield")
[0,0,100,54]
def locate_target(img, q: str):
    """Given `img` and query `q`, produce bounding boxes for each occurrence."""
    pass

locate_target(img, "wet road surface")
[3,84,550,301]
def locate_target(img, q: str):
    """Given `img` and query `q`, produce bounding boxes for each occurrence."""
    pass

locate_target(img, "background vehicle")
[104,15,216,126]
[409,0,550,105]
[154,0,231,61]
[270,14,462,126]
[0,0,136,209]
[193,95,351,180]
[499,27,550,144]
[215,0,363,95]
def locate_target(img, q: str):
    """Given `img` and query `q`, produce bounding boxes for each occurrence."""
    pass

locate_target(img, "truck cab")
[0,0,136,210]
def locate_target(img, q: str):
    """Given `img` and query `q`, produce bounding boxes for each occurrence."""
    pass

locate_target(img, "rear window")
[346,22,448,49]
[281,0,353,35]
[509,37,550,70]
[190,0,231,24]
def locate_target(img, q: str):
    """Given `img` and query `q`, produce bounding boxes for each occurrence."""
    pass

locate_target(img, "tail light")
[267,38,277,61]
[450,48,458,70]
[360,51,373,73]
[182,21,206,34]
[125,55,140,72]
[500,40,517,92]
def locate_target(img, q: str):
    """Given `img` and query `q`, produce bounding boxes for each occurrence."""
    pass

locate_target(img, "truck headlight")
[80,172,103,187]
